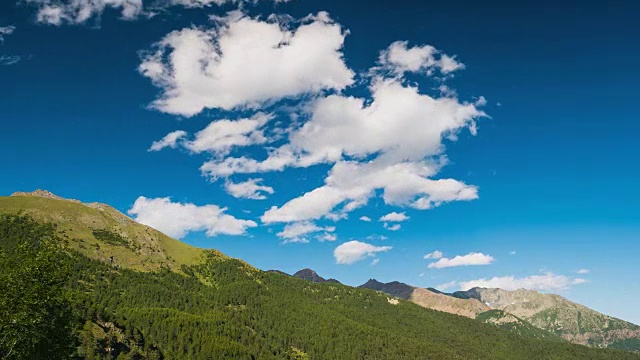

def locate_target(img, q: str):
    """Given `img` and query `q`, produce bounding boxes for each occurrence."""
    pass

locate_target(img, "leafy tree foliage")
[0,214,76,359]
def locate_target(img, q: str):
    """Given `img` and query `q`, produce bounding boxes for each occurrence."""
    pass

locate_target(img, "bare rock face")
[453,287,640,349]
[11,189,81,203]
[359,279,489,319]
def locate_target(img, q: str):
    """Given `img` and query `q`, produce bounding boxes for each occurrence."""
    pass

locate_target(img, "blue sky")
[1,1,639,324]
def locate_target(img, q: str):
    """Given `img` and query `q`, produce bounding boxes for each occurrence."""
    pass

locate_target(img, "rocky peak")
[11,189,81,203]
[293,268,340,284]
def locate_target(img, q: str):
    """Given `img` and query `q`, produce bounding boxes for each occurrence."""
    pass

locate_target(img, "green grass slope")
[0,195,205,271]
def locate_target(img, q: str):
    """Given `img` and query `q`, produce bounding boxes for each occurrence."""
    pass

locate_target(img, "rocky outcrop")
[359,279,489,319]
[11,189,81,203]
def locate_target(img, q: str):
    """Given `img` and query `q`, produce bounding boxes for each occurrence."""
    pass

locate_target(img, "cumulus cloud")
[424,250,443,260]
[379,211,409,222]
[427,252,494,269]
[334,240,392,265]
[185,113,272,154]
[224,178,274,200]
[149,113,271,157]
[276,221,335,244]
[139,11,353,116]
[577,268,590,274]
[148,130,187,151]
[128,196,256,239]
[384,223,401,231]
[140,13,486,230]
[377,41,465,76]
[359,216,372,222]
[454,273,589,292]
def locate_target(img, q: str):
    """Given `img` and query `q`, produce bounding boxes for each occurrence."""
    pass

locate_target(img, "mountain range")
[1,190,639,359]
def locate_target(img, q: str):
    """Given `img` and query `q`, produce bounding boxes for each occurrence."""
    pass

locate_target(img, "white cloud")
[143,17,485,229]
[377,41,464,76]
[384,223,401,231]
[150,113,271,157]
[260,159,478,223]
[128,196,256,239]
[0,55,20,65]
[0,26,20,65]
[0,26,15,42]
[185,113,272,155]
[371,258,380,266]
[359,215,372,222]
[379,211,409,222]
[24,0,290,26]
[148,130,187,151]
[224,178,274,200]
[456,273,589,292]
[317,233,337,242]
[577,268,590,274]
[26,0,144,25]
[139,11,354,116]
[427,252,494,269]
[366,234,388,241]
[510,250,517,255]
[276,221,334,243]
[334,240,392,265]
[424,250,443,260]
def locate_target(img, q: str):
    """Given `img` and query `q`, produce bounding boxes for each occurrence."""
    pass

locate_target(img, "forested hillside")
[1,197,639,359]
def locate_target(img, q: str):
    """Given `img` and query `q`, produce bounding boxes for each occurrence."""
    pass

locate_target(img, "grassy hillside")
[0,195,205,271]
[1,194,639,359]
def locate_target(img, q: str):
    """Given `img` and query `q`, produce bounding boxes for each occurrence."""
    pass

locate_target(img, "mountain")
[294,268,341,284]
[359,279,490,319]
[453,287,640,351]
[1,190,638,359]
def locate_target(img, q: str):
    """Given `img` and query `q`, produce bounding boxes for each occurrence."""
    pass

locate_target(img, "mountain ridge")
[358,278,490,319]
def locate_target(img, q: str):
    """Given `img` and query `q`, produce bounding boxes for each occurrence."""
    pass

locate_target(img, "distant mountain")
[359,279,489,319]
[453,287,640,350]
[293,268,341,284]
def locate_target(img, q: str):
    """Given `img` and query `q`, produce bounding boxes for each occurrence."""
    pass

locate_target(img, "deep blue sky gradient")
[1,1,639,323]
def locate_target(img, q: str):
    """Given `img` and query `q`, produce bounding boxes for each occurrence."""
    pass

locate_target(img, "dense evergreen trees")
[1,214,638,359]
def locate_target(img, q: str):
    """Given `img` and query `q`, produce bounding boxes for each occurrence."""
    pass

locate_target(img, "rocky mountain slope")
[293,268,341,284]
[454,287,640,350]
[359,279,490,319]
